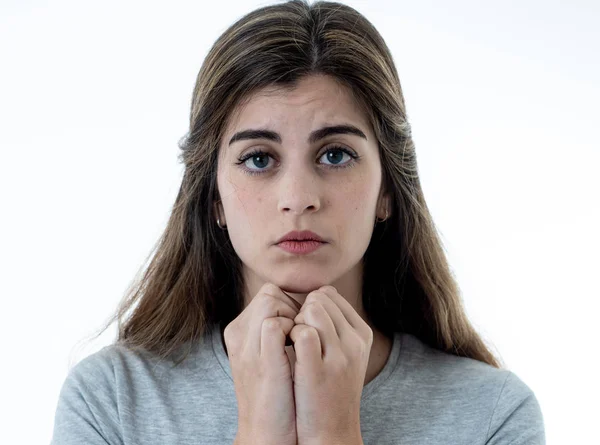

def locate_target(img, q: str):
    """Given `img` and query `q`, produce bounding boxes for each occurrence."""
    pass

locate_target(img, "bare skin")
[216,73,393,388]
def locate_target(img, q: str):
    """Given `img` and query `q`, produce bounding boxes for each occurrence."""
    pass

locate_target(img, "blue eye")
[235,145,360,176]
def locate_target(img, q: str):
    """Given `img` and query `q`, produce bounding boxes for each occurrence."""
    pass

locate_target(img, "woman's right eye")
[236,150,273,176]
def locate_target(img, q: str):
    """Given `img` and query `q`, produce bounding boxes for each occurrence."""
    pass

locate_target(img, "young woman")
[51,1,545,444]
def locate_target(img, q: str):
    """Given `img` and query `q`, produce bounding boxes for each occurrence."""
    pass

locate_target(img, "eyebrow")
[228,124,367,146]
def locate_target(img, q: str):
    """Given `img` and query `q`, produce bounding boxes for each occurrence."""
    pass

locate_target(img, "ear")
[377,188,391,218]
[213,200,224,221]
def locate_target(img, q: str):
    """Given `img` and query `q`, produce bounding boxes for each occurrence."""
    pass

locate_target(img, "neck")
[220,322,393,387]
[363,328,393,386]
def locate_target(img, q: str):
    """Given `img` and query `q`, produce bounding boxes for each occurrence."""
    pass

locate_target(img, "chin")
[270,274,329,295]
[278,282,323,294]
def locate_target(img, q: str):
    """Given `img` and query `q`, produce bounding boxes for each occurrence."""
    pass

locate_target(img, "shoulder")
[400,332,517,388]
[65,341,197,388]
[64,344,122,390]
[51,345,133,444]
[65,343,137,387]
[398,333,546,442]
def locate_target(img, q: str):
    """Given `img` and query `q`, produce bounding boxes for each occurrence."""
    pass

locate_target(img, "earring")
[374,208,389,224]
[215,200,227,229]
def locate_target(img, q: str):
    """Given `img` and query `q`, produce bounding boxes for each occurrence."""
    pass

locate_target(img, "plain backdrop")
[1,0,598,443]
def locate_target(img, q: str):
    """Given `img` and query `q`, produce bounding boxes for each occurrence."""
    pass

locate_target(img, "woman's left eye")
[320,148,353,166]
[236,145,360,176]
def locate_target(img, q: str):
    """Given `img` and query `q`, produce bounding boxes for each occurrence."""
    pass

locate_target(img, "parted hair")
[81,0,503,369]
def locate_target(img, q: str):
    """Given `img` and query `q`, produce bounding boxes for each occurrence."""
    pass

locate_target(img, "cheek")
[228,187,261,221]
[330,184,374,245]
[221,179,269,239]
[338,181,375,219]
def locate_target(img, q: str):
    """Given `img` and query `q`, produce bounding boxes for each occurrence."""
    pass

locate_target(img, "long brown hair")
[80,0,504,369]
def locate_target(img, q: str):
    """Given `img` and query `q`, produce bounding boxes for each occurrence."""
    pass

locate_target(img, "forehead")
[224,75,372,137]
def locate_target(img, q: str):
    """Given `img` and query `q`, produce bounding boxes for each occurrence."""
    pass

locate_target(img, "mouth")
[276,240,326,255]
[276,230,326,244]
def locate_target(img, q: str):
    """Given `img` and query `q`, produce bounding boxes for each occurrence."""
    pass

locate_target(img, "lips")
[276,230,326,244]
[277,240,325,254]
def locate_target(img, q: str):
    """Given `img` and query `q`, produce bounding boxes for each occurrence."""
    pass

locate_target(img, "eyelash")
[235,145,361,176]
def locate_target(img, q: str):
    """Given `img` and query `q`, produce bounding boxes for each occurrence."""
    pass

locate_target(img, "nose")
[276,165,322,216]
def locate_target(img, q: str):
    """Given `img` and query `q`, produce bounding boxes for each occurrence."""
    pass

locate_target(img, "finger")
[318,285,368,334]
[280,289,303,311]
[247,284,299,355]
[248,304,296,356]
[262,285,301,315]
[260,316,295,359]
[294,299,340,357]
[319,286,374,351]
[284,343,296,380]
[289,324,322,364]
[300,290,348,342]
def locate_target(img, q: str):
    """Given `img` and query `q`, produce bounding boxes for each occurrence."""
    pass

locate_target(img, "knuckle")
[253,293,274,312]
[223,321,236,337]
[259,290,280,306]
[262,318,280,331]
[298,326,318,341]
[261,282,280,295]
[366,326,374,343]
[304,302,321,316]
[223,323,239,348]
[354,333,371,357]
[305,292,321,304]
[263,299,281,315]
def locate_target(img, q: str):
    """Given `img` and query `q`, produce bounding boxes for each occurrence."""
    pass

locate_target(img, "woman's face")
[216,74,387,305]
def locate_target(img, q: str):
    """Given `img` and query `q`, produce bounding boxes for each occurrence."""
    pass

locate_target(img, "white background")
[1,1,598,443]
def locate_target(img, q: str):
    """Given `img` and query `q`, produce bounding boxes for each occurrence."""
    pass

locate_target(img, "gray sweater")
[51,324,546,444]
